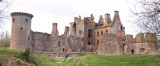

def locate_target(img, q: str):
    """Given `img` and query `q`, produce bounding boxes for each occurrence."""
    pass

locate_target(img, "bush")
[0,38,10,47]
[0,31,10,47]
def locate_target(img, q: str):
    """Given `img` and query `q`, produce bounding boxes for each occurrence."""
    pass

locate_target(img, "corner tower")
[10,12,33,50]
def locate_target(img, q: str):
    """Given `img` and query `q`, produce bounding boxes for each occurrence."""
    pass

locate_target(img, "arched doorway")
[131,49,134,54]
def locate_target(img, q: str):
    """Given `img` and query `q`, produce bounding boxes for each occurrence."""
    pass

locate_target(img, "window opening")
[97,32,99,37]
[97,40,99,45]
[101,31,103,36]
[58,41,61,47]
[88,30,92,38]
[25,19,28,22]
[13,18,15,22]
[88,42,90,45]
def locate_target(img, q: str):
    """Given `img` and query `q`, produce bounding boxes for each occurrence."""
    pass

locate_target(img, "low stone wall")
[33,52,97,58]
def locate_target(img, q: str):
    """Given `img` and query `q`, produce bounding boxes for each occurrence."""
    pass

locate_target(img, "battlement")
[135,33,144,43]
[145,32,157,41]
[125,34,133,41]
[11,12,33,18]
[125,33,157,43]
[84,17,90,22]
[74,15,84,22]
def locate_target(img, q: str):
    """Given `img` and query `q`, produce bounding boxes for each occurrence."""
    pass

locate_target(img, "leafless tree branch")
[129,0,160,38]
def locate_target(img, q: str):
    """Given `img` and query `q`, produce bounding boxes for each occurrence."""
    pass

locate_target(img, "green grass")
[0,47,61,66]
[65,54,160,66]
[0,47,24,57]
[1,47,160,66]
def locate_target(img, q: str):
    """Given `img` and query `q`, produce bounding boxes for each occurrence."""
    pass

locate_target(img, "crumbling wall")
[97,33,121,55]
[31,32,50,51]
[10,11,160,56]
[122,33,158,55]
[110,11,125,41]
[31,32,62,52]
[84,16,96,52]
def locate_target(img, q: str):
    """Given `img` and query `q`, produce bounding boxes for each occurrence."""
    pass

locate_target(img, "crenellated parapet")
[145,32,157,41]
[11,12,33,18]
[125,34,133,41]
[125,33,158,43]
[74,15,84,22]
[135,33,144,43]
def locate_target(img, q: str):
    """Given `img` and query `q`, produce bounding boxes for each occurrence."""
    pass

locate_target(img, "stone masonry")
[10,11,160,56]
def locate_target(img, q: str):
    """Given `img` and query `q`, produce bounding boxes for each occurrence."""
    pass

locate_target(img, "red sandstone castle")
[10,11,159,55]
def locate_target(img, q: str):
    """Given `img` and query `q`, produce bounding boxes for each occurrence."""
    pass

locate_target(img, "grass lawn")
[0,47,160,66]
[65,54,160,66]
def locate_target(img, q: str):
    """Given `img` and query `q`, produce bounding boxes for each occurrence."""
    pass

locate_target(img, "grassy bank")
[65,54,160,66]
[0,47,160,66]
[0,47,60,66]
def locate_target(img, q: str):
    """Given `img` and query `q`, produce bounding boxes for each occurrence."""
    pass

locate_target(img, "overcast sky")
[4,0,140,36]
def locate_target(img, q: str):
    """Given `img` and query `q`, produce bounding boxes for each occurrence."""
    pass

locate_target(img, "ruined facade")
[10,11,159,55]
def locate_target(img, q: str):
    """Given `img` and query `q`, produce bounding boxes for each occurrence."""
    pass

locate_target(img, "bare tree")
[0,0,12,47]
[129,0,160,36]
[0,0,11,28]
[0,31,10,47]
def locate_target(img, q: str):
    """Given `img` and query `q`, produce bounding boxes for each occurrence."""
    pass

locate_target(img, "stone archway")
[131,49,134,54]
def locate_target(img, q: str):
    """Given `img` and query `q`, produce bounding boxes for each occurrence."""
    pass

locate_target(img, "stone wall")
[97,33,122,55]
[10,11,160,56]
[121,33,159,55]
[31,32,51,51]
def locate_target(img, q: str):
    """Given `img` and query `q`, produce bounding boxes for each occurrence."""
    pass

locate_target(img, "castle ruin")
[10,11,159,56]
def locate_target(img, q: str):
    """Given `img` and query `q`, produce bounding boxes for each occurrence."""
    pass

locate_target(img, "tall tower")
[10,12,33,50]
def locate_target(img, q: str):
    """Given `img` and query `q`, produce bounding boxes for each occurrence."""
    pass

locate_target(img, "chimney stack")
[52,23,59,37]
[105,13,111,25]
[64,26,70,37]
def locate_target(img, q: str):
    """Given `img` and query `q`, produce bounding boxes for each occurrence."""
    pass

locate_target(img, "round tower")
[10,12,33,50]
